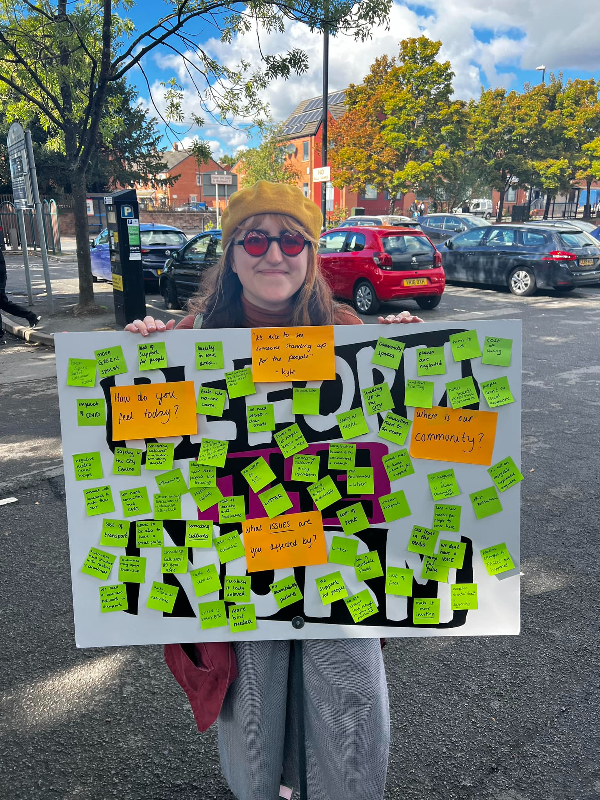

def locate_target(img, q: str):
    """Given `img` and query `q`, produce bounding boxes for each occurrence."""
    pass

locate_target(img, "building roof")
[281,89,348,139]
[161,150,192,171]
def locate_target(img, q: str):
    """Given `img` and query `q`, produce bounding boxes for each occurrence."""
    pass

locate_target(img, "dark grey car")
[159,231,222,309]
[418,213,490,243]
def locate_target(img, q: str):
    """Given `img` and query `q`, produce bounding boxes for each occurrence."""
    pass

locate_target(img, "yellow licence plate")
[157,269,163,275]
[580,258,594,266]
[403,278,427,286]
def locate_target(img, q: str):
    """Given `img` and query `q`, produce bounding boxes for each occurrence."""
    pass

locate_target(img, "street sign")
[313,166,330,183]
[210,173,233,185]
[7,122,33,209]
[121,204,135,219]
[86,199,94,216]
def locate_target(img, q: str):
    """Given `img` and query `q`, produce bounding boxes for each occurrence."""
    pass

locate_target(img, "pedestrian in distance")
[0,248,40,344]
[126,180,422,800]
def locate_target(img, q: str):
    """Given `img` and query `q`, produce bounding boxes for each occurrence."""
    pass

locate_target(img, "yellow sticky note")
[111,382,197,440]
[251,326,335,382]
[242,511,327,573]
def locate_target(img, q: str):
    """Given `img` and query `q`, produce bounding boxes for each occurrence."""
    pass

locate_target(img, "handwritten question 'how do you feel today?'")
[110,381,197,440]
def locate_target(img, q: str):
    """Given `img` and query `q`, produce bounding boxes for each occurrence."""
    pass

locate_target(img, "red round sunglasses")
[234,229,310,257]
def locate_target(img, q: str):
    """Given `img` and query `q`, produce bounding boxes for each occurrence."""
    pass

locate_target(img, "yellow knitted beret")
[220,180,323,246]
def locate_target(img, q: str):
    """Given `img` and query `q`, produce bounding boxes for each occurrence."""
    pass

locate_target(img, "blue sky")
[123,0,600,158]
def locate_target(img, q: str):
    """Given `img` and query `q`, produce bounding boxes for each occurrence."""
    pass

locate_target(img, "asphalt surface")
[1,282,599,799]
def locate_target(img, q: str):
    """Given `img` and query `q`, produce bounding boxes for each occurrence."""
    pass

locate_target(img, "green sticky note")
[293,387,320,415]
[189,462,217,489]
[316,571,348,605]
[336,408,369,440]
[94,346,127,379]
[337,502,369,535]
[118,555,146,583]
[84,485,115,516]
[470,486,503,519]
[379,490,411,523]
[433,503,461,532]
[482,336,512,367]
[199,599,228,630]
[214,531,245,564]
[100,518,130,547]
[291,454,320,483]
[120,487,151,517]
[328,442,356,470]
[77,398,106,426]
[67,358,96,387]
[451,583,478,610]
[247,404,276,433]
[308,475,342,511]
[185,520,213,548]
[408,525,439,556]
[225,367,255,399]
[145,442,174,471]
[480,543,515,576]
[413,597,440,624]
[161,546,188,574]
[154,493,181,520]
[138,341,167,370]
[427,469,460,501]
[270,575,303,609]
[196,386,227,417]
[113,447,143,476]
[446,376,479,409]
[481,376,515,408]
[136,520,163,548]
[198,438,229,468]
[191,485,223,512]
[241,457,276,492]
[344,589,378,622]
[190,563,221,597]
[421,554,449,583]
[488,456,524,492]
[274,423,308,458]
[99,584,128,613]
[385,566,413,596]
[378,412,412,446]
[372,337,405,369]
[382,449,414,482]
[439,539,466,569]
[156,468,188,495]
[354,551,384,581]
[229,603,257,632]
[404,379,434,408]
[347,467,374,495]
[259,485,292,518]
[449,330,481,361]
[329,535,359,566]
[81,547,116,580]
[146,581,179,613]
[218,495,246,524]
[416,346,446,376]
[73,451,103,481]
[224,575,251,603]
[196,341,224,370]
[362,383,394,416]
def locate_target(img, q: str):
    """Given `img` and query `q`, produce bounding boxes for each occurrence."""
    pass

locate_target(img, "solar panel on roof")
[305,98,322,111]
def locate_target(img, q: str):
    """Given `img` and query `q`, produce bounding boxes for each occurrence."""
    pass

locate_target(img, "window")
[452,229,487,248]
[484,228,516,246]
[189,195,197,202]
[443,216,465,232]
[318,232,347,253]
[183,235,211,261]
[303,183,309,198]
[97,229,109,245]
[382,235,434,255]
[559,231,597,249]
[521,231,548,247]
[425,216,445,229]
[505,187,517,202]
[363,185,378,200]
[140,230,187,247]
[302,141,309,161]
[345,233,366,252]
[205,236,223,260]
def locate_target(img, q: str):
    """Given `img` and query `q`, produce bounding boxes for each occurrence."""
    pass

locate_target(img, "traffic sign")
[121,204,135,219]
[7,122,33,209]
[210,174,233,185]
[313,166,330,183]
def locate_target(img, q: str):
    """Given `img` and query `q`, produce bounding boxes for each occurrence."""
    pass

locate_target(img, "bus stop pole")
[25,130,54,313]
[15,208,33,306]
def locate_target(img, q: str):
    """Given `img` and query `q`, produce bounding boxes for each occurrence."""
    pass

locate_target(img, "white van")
[453,199,493,218]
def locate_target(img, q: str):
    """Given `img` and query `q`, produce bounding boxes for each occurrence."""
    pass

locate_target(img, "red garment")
[164,295,363,732]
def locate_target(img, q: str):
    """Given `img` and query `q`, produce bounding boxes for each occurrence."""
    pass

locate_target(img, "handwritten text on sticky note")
[111,381,197,441]
[251,326,335,382]
[242,511,327,573]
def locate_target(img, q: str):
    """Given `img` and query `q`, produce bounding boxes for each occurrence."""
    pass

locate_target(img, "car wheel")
[353,281,380,315]
[485,213,492,220]
[508,267,536,296]
[416,295,442,310]
[162,280,181,310]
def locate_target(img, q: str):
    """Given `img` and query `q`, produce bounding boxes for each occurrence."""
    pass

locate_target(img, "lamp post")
[536,65,546,84]
[320,3,330,231]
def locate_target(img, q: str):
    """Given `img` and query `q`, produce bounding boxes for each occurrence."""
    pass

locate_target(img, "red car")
[318,225,445,314]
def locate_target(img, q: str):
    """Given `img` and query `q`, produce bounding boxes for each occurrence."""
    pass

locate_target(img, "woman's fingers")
[124,316,174,335]
[377,311,424,324]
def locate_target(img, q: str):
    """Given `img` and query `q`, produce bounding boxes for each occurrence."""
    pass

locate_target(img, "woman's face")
[231,214,309,310]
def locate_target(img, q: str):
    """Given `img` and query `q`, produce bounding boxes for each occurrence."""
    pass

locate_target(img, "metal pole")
[16,208,33,306]
[293,639,308,800]
[25,130,54,313]
[320,8,329,232]
[216,182,220,230]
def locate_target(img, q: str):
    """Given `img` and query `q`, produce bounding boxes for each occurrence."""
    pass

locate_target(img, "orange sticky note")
[410,406,498,466]
[251,326,335,382]
[110,382,197,441]
[242,511,328,573]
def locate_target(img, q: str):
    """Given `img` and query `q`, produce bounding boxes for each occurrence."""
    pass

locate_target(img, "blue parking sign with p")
[121,205,134,219]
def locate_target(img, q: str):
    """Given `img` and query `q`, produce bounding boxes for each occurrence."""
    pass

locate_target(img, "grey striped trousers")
[218,638,390,800]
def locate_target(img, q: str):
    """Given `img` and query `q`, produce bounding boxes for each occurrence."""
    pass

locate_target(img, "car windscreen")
[558,231,598,249]
[140,230,187,246]
[382,235,434,254]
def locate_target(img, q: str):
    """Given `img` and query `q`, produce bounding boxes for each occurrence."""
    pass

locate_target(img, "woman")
[127,181,422,800]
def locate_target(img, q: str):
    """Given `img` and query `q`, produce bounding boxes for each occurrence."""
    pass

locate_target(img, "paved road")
[1,283,599,799]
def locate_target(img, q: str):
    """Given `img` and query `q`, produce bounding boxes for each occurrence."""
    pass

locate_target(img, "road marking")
[0,497,18,506]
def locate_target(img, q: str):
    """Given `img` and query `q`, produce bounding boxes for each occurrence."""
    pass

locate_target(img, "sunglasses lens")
[280,232,305,256]
[244,231,268,256]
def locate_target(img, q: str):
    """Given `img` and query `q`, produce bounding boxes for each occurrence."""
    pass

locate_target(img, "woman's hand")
[124,316,176,336]
[377,311,423,324]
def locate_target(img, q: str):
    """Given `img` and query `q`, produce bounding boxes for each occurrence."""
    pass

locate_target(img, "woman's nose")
[264,238,284,262]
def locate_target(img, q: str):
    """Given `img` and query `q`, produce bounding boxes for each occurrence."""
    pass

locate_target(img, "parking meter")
[103,188,146,327]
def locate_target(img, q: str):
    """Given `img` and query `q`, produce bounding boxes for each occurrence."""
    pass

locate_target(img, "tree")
[238,123,300,187]
[0,0,392,313]
[218,153,242,168]
[329,37,467,213]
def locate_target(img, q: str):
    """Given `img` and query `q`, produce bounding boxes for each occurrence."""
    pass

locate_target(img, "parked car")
[526,218,600,242]
[90,224,188,288]
[318,226,445,314]
[159,230,223,309]
[175,202,207,212]
[418,213,491,243]
[336,215,422,230]
[441,223,600,296]
[452,198,493,218]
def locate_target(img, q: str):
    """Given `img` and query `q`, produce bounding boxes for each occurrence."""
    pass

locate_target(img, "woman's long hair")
[187,213,340,328]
